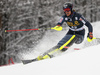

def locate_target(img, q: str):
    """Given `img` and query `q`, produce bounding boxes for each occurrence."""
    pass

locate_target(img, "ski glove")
[87,32,93,42]
[51,25,62,31]
[88,32,93,39]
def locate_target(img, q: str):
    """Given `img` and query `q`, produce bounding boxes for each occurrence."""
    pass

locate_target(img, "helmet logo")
[63,2,73,10]
[64,4,68,8]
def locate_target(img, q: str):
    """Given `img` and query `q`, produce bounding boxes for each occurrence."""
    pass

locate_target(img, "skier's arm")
[51,16,65,31]
[80,16,93,33]
[85,21,93,39]
[85,22,93,33]
[79,16,93,39]
[56,16,65,26]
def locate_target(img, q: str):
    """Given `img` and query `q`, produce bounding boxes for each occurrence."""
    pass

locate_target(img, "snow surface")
[0,44,100,75]
[0,21,100,75]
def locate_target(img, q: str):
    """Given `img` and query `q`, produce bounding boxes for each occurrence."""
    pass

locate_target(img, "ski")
[22,35,81,65]
[22,58,37,64]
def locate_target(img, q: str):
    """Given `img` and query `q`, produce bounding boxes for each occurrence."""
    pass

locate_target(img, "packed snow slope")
[0,44,100,75]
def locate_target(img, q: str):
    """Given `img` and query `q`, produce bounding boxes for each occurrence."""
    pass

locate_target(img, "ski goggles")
[63,8,71,12]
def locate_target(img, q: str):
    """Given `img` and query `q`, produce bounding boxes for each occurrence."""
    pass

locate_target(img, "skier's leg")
[42,34,77,58]
[40,34,76,60]
[36,45,60,60]
[57,34,77,51]
[75,34,84,44]
[37,30,82,60]
[75,29,85,44]
[42,45,60,56]
[56,29,76,51]
[39,30,75,59]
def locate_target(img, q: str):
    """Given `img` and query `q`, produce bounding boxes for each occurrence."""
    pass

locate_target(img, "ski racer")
[52,2,93,51]
[22,2,94,64]
[37,2,93,60]
[23,2,94,63]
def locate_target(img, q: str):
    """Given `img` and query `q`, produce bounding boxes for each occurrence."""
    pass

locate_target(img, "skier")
[22,2,94,64]
[39,2,93,58]
[52,2,93,50]
[37,2,93,59]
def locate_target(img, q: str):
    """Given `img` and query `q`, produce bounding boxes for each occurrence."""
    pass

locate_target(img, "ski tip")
[21,60,31,65]
[21,60,28,65]
[21,59,37,65]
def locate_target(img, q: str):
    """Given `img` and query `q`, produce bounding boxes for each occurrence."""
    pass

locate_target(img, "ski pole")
[95,38,100,39]
[5,28,40,32]
[5,26,63,32]
[5,28,52,32]
[87,37,100,42]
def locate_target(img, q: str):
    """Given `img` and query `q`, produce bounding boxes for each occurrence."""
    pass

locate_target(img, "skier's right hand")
[51,25,62,31]
[88,32,93,39]
[87,32,95,42]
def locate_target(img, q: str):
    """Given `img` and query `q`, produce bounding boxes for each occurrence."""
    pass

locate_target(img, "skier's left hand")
[51,25,62,31]
[88,32,93,39]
